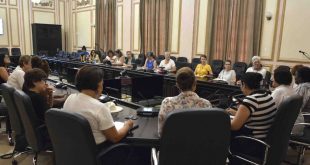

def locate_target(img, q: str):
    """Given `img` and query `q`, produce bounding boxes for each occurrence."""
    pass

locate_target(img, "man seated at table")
[194,55,213,78]
[8,55,32,90]
[158,67,212,136]
[158,52,176,73]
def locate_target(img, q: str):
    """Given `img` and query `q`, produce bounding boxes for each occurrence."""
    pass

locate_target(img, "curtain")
[210,0,264,63]
[140,0,170,55]
[96,0,116,51]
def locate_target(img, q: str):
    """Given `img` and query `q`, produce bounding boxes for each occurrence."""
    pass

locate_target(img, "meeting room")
[0,0,310,165]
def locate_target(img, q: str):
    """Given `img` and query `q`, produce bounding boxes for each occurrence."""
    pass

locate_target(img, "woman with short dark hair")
[158,67,212,136]
[0,53,10,84]
[194,55,212,77]
[64,65,133,145]
[113,49,125,65]
[144,51,157,70]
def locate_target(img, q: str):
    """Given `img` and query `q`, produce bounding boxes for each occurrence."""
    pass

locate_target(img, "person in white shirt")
[113,49,125,66]
[63,66,133,145]
[158,52,176,72]
[104,50,116,63]
[7,55,32,90]
[217,60,236,85]
[246,56,267,79]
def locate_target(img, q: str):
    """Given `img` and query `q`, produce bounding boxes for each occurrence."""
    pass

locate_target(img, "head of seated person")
[251,56,263,71]
[223,60,232,71]
[114,49,124,65]
[145,51,156,70]
[0,53,10,68]
[295,66,310,85]
[106,50,115,61]
[272,67,292,88]
[176,67,196,92]
[200,55,207,65]
[31,56,43,69]
[164,52,171,61]
[81,45,87,52]
[240,72,262,95]
[19,55,32,72]
[23,68,48,94]
[76,65,104,99]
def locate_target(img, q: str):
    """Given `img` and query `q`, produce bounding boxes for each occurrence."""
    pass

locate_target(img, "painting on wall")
[32,0,54,9]
[76,0,91,8]
[0,0,6,5]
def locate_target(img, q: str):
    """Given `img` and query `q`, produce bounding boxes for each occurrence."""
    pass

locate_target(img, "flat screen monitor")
[0,18,3,35]
[131,76,163,102]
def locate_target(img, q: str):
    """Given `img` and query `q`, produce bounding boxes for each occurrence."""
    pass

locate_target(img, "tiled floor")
[1,130,310,165]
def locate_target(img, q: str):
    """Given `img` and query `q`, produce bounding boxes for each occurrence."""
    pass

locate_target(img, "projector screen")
[0,18,3,35]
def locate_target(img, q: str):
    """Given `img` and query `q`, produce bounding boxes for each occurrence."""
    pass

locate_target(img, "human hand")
[226,108,237,116]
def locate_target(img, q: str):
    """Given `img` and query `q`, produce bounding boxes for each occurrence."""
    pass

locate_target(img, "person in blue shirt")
[143,51,157,70]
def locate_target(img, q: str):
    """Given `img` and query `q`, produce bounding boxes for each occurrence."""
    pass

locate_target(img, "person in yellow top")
[194,55,213,77]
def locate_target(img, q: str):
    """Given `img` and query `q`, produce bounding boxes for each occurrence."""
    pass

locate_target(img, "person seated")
[89,50,100,63]
[63,65,133,145]
[23,68,53,126]
[295,66,310,115]
[291,64,304,88]
[80,45,89,62]
[31,56,67,108]
[271,67,304,135]
[246,56,267,79]
[0,54,11,85]
[104,50,116,63]
[124,51,135,67]
[226,72,277,163]
[217,60,236,85]
[143,51,157,70]
[194,55,213,78]
[113,49,125,66]
[158,52,176,73]
[8,55,32,90]
[158,67,212,136]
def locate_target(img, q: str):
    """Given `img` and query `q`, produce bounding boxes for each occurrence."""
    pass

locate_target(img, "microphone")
[299,50,306,54]
[105,87,120,92]
[298,50,310,60]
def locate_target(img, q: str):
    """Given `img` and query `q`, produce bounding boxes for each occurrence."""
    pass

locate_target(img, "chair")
[156,55,165,65]
[233,62,247,81]
[176,57,188,63]
[211,60,224,77]
[0,48,9,55]
[175,61,191,70]
[170,56,176,62]
[13,90,51,165]
[230,95,303,165]
[191,58,200,70]
[152,109,231,165]
[0,84,29,161]
[11,48,21,56]
[45,109,130,165]
[290,113,310,165]
[0,98,12,144]
[263,71,271,89]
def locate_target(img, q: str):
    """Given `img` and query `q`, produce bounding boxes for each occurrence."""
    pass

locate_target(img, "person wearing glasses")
[217,60,236,85]
[23,68,53,125]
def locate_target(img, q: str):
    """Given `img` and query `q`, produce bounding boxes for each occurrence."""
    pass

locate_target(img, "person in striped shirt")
[227,72,277,164]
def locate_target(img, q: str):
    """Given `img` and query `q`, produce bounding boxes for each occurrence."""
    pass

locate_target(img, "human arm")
[0,67,9,82]
[230,105,251,131]
[102,120,133,143]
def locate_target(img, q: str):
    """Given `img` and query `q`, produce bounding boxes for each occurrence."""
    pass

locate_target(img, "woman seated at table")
[246,56,267,79]
[217,60,236,85]
[80,46,89,62]
[158,52,176,73]
[194,55,213,78]
[124,51,135,67]
[89,50,100,63]
[158,67,212,136]
[0,53,11,85]
[113,49,125,66]
[226,72,277,164]
[63,65,133,145]
[23,68,53,125]
[104,50,116,63]
[143,51,157,70]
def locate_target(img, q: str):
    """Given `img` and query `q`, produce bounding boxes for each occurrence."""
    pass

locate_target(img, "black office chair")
[191,58,201,70]
[11,48,21,56]
[156,55,165,65]
[14,90,52,165]
[0,84,29,161]
[170,56,176,62]
[233,62,247,81]
[176,57,188,63]
[152,109,231,165]
[263,71,271,89]
[211,60,224,77]
[175,61,191,70]
[45,109,130,165]
[230,95,303,165]
[0,48,9,55]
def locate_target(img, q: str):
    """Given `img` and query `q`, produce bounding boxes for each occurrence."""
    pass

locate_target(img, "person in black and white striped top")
[227,72,277,164]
